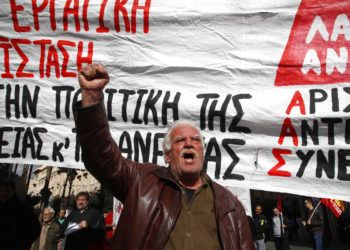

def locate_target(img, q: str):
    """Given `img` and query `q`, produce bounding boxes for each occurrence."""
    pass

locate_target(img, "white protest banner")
[0,0,349,201]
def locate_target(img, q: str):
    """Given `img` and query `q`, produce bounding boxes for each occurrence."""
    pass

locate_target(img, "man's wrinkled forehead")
[170,124,201,139]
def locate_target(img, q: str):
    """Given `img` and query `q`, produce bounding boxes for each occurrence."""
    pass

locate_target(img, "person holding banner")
[271,207,290,250]
[73,63,254,250]
[302,199,324,250]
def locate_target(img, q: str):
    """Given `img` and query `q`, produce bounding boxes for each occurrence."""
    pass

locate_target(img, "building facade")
[28,165,101,201]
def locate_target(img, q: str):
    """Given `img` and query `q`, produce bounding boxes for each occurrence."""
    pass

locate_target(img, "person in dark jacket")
[59,192,106,250]
[253,205,268,250]
[302,199,324,250]
[31,207,60,250]
[0,179,41,250]
[73,63,254,250]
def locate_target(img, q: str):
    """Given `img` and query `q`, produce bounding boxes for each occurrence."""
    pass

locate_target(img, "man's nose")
[184,137,193,147]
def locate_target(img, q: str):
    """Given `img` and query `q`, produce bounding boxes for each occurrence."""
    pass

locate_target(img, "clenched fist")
[78,63,110,107]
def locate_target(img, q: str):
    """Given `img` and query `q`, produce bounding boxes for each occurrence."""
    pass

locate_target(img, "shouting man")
[74,64,254,250]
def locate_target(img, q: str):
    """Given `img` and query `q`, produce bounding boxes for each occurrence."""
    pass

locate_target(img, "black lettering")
[119,131,132,159]
[144,90,162,125]
[22,85,40,118]
[203,138,221,179]
[152,133,164,164]
[132,89,148,124]
[309,89,327,114]
[197,94,219,130]
[6,84,20,119]
[338,149,350,181]
[12,127,25,158]
[228,94,252,133]
[119,89,136,122]
[52,141,64,162]
[208,95,231,132]
[72,128,82,162]
[346,119,350,144]
[105,88,117,121]
[222,138,245,180]
[162,91,180,126]
[52,86,75,119]
[320,118,342,145]
[343,87,350,113]
[22,128,36,159]
[34,127,49,160]
[134,131,151,162]
[316,150,335,179]
[296,150,315,178]
[0,127,13,158]
[301,120,319,146]
[331,88,339,112]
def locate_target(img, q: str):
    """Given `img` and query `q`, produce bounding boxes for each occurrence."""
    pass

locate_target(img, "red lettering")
[50,0,56,31]
[0,38,14,78]
[96,0,110,33]
[10,0,30,32]
[82,0,90,31]
[278,118,299,146]
[63,0,80,32]
[131,0,151,33]
[12,39,34,78]
[268,148,292,177]
[114,0,130,32]
[33,39,52,78]
[57,40,76,77]
[32,0,48,31]
[76,41,93,71]
[46,45,60,78]
[286,91,306,115]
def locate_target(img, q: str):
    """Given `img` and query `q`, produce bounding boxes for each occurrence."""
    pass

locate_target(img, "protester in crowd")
[286,215,299,241]
[56,209,67,250]
[73,63,254,249]
[56,208,67,225]
[253,205,268,250]
[59,191,106,250]
[271,207,290,250]
[302,199,324,250]
[32,207,60,250]
[0,179,41,250]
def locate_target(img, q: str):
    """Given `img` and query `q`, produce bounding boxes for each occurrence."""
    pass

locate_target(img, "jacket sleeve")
[235,200,255,250]
[74,100,144,203]
[311,210,324,227]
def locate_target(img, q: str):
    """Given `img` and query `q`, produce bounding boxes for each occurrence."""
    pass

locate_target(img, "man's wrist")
[82,89,103,107]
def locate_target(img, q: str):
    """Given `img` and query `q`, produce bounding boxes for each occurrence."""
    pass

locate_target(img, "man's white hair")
[44,206,55,215]
[162,120,205,154]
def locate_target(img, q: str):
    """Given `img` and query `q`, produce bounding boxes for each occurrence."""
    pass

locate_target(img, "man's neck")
[178,174,203,190]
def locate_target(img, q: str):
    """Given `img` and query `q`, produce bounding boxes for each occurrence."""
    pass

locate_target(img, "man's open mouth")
[183,152,195,160]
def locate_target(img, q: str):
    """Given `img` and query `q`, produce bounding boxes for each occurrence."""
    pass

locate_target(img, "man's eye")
[175,138,184,143]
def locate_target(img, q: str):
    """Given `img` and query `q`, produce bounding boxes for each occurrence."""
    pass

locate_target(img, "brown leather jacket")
[75,101,254,250]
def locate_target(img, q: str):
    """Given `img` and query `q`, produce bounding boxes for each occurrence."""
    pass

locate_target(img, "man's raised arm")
[74,64,143,202]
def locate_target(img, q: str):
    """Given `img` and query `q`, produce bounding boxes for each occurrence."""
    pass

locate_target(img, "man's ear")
[165,152,170,164]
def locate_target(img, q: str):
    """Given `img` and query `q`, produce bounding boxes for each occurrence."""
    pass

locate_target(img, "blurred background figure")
[31,207,60,250]
[253,205,268,250]
[302,199,324,250]
[0,179,41,250]
[60,191,106,250]
[56,209,66,225]
[271,207,290,250]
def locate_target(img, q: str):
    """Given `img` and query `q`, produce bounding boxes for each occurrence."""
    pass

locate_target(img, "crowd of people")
[0,179,115,250]
[251,201,325,250]
[0,176,328,250]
